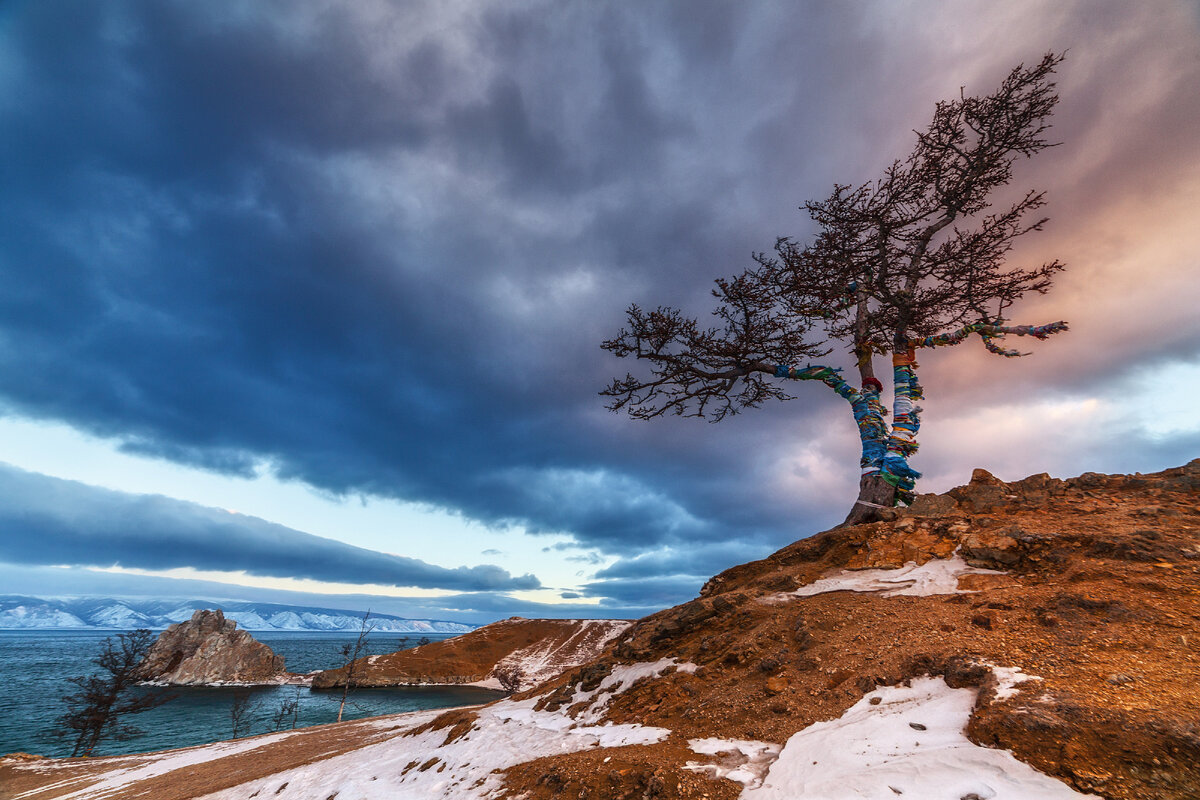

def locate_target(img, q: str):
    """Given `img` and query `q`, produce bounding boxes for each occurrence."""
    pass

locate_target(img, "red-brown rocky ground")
[5,461,1198,800]
[507,462,1200,799]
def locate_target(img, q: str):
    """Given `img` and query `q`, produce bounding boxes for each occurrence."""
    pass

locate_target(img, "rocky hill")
[4,460,1198,800]
[311,617,631,691]
[139,609,287,685]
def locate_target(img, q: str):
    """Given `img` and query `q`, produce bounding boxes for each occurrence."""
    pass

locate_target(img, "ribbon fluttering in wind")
[910,321,1068,357]
[775,364,887,475]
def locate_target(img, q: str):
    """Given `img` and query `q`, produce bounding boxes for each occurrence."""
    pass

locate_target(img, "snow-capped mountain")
[0,596,474,632]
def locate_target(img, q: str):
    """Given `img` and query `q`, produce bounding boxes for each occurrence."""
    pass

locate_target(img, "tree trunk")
[839,473,895,527]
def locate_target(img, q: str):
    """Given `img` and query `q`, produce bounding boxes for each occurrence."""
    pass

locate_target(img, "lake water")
[0,630,505,758]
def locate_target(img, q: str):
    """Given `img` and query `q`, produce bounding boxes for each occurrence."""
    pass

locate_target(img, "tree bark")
[840,473,895,527]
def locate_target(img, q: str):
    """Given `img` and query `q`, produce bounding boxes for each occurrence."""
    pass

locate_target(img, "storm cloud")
[0,463,539,592]
[1,1,1197,612]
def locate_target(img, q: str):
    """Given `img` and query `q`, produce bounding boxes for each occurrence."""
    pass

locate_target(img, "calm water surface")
[0,630,504,758]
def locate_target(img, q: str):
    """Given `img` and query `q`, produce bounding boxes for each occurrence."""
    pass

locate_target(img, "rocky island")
[139,609,288,685]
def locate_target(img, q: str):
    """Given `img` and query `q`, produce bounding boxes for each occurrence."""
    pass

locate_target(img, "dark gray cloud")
[0,463,539,592]
[581,575,708,609]
[594,542,763,582]
[576,541,768,610]
[0,1,1197,613]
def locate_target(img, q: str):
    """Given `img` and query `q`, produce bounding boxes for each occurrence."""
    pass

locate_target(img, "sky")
[0,1,1197,625]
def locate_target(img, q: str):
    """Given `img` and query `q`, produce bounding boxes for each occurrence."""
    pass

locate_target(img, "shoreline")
[136,673,508,691]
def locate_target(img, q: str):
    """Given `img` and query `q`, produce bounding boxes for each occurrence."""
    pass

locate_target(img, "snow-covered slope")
[0,603,89,628]
[490,618,630,689]
[310,617,632,690]
[0,596,474,632]
[0,663,1097,800]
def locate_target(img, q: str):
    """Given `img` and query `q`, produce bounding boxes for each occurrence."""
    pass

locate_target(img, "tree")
[270,686,302,731]
[494,664,525,694]
[336,611,375,723]
[229,690,253,739]
[603,54,1069,526]
[55,629,173,757]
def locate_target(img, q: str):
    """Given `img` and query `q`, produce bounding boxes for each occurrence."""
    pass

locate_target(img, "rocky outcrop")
[311,617,630,691]
[139,609,286,685]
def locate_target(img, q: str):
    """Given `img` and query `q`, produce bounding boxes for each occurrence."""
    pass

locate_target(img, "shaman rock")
[139,609,286,685]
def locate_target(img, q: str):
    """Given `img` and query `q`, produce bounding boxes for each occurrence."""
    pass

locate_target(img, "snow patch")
[743,676,1099,799]
[197,666,678,800]
[777,553,1006,600]
[571,658,696,725]
[684,738,781,789]
[991,665,1042,700]
[12,732,302,800]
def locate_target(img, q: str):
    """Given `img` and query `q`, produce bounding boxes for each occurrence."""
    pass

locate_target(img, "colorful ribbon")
[776,364,888,476]
[910,321,1068,357]
[773,319,1064,507]
[879,363,923,504]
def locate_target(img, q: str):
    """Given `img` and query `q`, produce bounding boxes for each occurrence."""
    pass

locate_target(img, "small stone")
[971,614,994,630]
[908,722,927,731]
[765,676,789,695]
[869,696,882,705]
[1106,673,1137,686]
[757,658,781,674]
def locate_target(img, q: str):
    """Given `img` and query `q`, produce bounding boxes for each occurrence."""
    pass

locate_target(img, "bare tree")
[493,665,525,694]
[270,686,302,731]
[229,690,253,739]
[336,611,375,723]
[604,54,1069,525]
[55,629,173,757]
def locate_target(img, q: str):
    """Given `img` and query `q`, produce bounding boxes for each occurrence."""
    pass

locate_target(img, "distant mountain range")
[0,596,475,633]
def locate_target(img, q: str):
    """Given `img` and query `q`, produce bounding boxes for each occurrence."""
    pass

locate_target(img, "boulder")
[139,609,286,685]
[907,492,959,517]
[961,528,1023,569]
